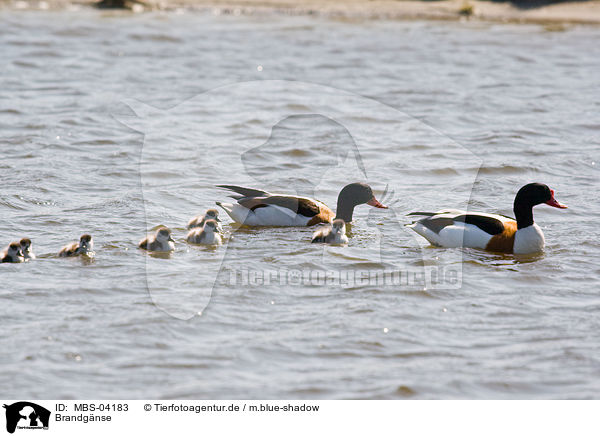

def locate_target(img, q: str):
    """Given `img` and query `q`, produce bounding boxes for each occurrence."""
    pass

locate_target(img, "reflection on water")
[146,251,173,260]
[464,250,546,267]
[1,11,599,399]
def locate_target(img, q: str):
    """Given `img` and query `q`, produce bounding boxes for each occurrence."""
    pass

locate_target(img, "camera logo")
[3,402,50,434]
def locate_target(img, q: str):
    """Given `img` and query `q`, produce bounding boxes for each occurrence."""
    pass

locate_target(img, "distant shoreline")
[2,0,600,25]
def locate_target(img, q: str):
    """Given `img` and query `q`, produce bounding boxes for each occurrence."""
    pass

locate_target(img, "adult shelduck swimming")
[59,234,94,257]
[311,219,349,245]
[216,182,387,227]
[408,183,567,254]
[186,219,222,245]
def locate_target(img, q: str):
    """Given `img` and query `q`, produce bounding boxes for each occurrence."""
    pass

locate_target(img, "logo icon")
[3,402,50,434]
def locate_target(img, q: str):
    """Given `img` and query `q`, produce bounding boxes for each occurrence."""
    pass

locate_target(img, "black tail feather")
[216,185,270,198]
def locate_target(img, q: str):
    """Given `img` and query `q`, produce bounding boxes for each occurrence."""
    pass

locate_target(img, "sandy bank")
[1,0,600,25]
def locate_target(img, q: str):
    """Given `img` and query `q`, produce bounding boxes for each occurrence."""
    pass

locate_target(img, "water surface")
[1,10,599,399]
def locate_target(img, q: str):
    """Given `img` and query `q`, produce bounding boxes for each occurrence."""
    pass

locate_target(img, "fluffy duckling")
[186,219,222,245]
[311,219,349,245]
[187,209,222,232]
[59,234,94,257]
[139,227,175,252]
[20,238,35,260]
[1,242,24,263]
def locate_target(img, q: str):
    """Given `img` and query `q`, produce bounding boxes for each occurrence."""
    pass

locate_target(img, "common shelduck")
[408,183,567,254]
[186,219,222,245]
[139,227,175,252]
[187,209,223,233]
[311,219,349,245]
[216,182,387,227]
[19,238,35,260]
[59,234,94,257]
[1,242,24,263]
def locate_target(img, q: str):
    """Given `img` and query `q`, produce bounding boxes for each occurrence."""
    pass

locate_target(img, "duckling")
[187,209,222,232]
[139,227,175,252]
[59,234,94,257]
[1,242,24,263]
[20,238,35,260]
[186,219,222,245]
[311,219,348,245]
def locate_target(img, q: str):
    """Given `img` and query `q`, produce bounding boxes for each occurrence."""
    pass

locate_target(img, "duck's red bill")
[367,197,388,209]
[546,190,567,209]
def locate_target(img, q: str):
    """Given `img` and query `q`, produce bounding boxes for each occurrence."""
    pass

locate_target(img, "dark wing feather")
[217,185,271,199]
[263,196,320,217]
[237,197,270,211]
[418,214,506,235]
[237,195,320,217]
[460,214,505,235]
[219,185,321,218]
[417,217,458,234]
